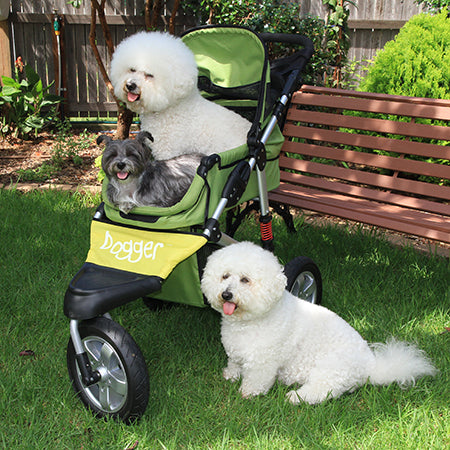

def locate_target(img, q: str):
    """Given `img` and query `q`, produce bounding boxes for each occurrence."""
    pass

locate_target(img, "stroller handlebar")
[258,33,314,96]
[258,33,314,60]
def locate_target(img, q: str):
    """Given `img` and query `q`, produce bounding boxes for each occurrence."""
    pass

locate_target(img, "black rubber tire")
[67,317,149,423]
[284,256,322,304]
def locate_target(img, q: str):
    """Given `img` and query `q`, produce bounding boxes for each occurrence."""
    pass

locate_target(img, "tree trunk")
[116,106,134,140]
[90,0,133,138]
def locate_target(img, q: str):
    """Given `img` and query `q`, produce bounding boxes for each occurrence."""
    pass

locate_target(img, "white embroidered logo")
[99,230,164,263]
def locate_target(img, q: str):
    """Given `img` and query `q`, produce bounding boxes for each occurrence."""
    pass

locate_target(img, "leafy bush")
[414,0,450,12]
[359,10,450,99]
[0,63,62,139]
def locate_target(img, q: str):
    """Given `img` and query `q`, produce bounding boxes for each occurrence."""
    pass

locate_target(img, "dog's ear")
[136,131,154,144]
[136,131,154,152]
[97,135,112,146]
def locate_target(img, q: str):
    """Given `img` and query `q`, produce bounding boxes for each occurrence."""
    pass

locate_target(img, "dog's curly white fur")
[99,131,203,213]
[109,31,251,160]
[201,242,437,404]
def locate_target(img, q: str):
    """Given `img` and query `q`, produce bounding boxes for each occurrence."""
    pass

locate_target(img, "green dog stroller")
[64,25,322,422]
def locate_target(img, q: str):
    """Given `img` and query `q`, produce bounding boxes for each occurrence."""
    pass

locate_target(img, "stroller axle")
[70,320,101,386]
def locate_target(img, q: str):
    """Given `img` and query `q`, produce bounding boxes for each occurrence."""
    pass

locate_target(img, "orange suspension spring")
[260,219,273,242]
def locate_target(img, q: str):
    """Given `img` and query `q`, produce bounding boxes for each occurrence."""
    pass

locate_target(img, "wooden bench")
[268,85,450,244]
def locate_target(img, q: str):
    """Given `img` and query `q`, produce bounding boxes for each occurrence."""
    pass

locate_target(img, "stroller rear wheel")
[67,317,149,423]
[284,257,322,304]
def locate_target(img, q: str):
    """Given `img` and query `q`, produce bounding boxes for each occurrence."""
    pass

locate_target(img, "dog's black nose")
[126,81,137,92]
[117,162,126,170]
[221,290,233,301]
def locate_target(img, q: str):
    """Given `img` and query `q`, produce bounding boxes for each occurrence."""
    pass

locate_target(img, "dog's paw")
[223,365,241,382]
[286,390,302,405]
[119,202,135,214]
[239,385,261,399]
[287,385,330,405]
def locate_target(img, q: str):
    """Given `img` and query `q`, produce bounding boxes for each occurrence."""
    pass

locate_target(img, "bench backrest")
[281,85,450,216]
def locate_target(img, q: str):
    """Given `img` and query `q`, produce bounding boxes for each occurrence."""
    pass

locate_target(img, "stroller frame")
[64,26,321,422]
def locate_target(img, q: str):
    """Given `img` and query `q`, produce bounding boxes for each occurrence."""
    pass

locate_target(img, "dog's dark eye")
[145,73,154,79]
[222,273,230,280]
[240,277,250,284]
[129,68,136,73]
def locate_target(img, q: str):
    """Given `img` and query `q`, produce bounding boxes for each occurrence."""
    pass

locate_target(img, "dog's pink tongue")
[127,92,140,103]
[117,172,128,180]
[223,302,236,316]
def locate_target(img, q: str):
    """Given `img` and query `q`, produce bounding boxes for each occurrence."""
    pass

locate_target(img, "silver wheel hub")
[290,271,318,303]
[77,336,128,413]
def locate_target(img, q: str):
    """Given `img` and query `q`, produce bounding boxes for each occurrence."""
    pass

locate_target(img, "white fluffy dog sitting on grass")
[109,32,251,161]
[201,242,437,404]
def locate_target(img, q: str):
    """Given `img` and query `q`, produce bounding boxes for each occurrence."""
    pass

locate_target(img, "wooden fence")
[4,0,425,119]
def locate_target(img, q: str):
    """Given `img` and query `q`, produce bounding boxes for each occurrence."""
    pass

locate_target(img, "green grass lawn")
[0,188,449,449]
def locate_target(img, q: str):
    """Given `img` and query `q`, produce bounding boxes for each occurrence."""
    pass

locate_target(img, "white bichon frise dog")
[109,31,251,161]
[201,242,437,404]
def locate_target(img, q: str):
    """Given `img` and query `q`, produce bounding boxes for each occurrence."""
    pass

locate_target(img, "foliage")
[414,0,450,12]
[95,154,105,183]
[359,10,450,99]
[16,162,59,183]
[183,0,254,25]
[51,120,89,167]
[0,62,62,139]
[66,0,82,7]
[322,0,356,87]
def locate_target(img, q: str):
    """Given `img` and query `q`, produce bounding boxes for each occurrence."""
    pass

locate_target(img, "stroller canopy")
[182,26,271,125]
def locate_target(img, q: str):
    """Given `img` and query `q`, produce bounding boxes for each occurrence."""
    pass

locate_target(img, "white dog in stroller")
[201,242,437,404]
[109,31,251,161]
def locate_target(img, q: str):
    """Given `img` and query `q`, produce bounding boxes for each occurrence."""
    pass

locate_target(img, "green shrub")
[360,10,450,99]
[414,0,450,13]
[0,63,62,139]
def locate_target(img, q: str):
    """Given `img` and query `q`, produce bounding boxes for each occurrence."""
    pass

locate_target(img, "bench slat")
[286,109,450,141]
[299,85,450,108]
[279,170,450,216]
[291,91,450,121]
[273,183,450,230]
[269,185,450,243]
[282,140,450,180]
[283,123,450,160]
[279,155,450,201]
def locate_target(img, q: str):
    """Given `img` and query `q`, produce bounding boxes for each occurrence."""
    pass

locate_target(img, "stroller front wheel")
[284,256,322,304]
[66,317,149,423]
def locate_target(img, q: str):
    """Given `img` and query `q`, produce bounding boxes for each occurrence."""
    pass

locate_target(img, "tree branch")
[169,0,181,35]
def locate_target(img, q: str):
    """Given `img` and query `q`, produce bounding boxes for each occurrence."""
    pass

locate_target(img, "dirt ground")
[0,130,103,187]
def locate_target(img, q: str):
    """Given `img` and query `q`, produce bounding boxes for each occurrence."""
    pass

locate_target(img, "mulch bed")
[0,130,102,188]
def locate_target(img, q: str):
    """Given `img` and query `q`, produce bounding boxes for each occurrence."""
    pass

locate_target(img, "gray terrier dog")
[98,131,204,213]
